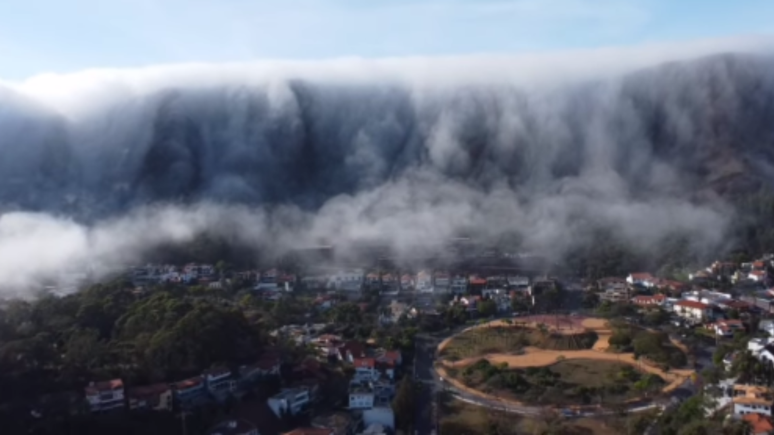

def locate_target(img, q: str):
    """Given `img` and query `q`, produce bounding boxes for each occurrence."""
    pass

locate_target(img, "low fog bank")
[2,43,774,297]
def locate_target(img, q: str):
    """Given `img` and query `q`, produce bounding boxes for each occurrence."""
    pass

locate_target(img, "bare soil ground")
[437,316,694,409]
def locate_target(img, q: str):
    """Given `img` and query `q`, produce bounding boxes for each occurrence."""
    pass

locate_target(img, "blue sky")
[0,0,772,80]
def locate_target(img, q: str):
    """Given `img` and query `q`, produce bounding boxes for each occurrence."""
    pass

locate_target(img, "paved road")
[414,335,439,435]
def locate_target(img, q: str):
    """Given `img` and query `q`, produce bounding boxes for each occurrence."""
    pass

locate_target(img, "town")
[4,244,774,435]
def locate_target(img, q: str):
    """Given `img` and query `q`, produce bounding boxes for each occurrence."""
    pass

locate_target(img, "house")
[434,272,451,291]
[717,299,751,313]
[761,320,774,337]
[507,276,530,288]
[255,269,279,290]
[206,419,260,435]
[312,411,362,435]
[268,387,311,417]
[759,344,774,366]
[598,277,627,291]
[400,274,413,290]
[374,349,402,380]
[743,413,774,435]
[599,287,630,304]
[173,376,206,408]
[338,341,366,363]
[631,294,667,306]
[127,383,173,411]
[468,276,487,288]
[365,273,380,286]
[684,290,732,306]
[689,270,711,282]
[416,271,433,292]
[750,270,768,282]
[283,429,334,435]
[328,270,364,292]
[203,367,236,400]
[708,319,744,338]
[352,358,379,382]
[732,384,774,417]
[626,273,655,287]
[349,382,375,409]
[743,294,774,314]
[673,299,712,323]
[84,379,125,412]
[450,275,467,294]
[748,338,774,356]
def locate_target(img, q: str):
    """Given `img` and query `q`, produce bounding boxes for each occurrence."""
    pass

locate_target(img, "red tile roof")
[341,341,365,359]
[743,413,774,434]
[173,377,203,390]
[283,428,333,435]
[629,273,654,281]
[85,379,123,395]
[675,300,710,310]
[353,357,376,369]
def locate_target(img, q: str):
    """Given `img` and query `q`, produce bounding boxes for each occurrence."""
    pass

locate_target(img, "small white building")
[627,273,655,287]
[673,299,713,323]
[267,387,311,417]
[328,269,364,292]
[750,270,768,282]
[450,276,468,294]
[416,271,433,292]
[85,379,125,412]
[749,338,774,357]
[349,383,375,409]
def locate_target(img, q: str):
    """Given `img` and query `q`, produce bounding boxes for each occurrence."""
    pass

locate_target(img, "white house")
[85,379,125,412]
[203,367,236,398]
[684,290,732,306]
[761,320,774,337]
[507,276,530,288]
[732,384,774,417]
[750,270,768,282]
[450,276,468,294]
[349,383,375,409]
[416,271,433,292]
[255,269,279,290]
[709,319,744,338]
[173,377,206,407]
[435,272,451,292]
[352,358,380,382]
[627,273,655,287]
[328,269,364,292]
[268,387,311,417]
[206,419,259,435]
[673,299,713,323]
[749,338,774,357]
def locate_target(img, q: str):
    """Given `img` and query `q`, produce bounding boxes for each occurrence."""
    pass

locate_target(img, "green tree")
[392,376,416,432]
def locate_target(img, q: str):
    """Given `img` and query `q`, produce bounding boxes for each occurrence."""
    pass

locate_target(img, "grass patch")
[440,326,598,360]
[454,358,664,407]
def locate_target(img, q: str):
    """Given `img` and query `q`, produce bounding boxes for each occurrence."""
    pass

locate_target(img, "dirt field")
[437,316,694,409]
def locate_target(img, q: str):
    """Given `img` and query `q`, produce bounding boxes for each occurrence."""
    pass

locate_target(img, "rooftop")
[675,299,710,310]
[127,383,170,399]
[743,413,774,434]
[283,428,332,435]
[85,379,123,395]
[207,419,258,435]
[173,377,203,390]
